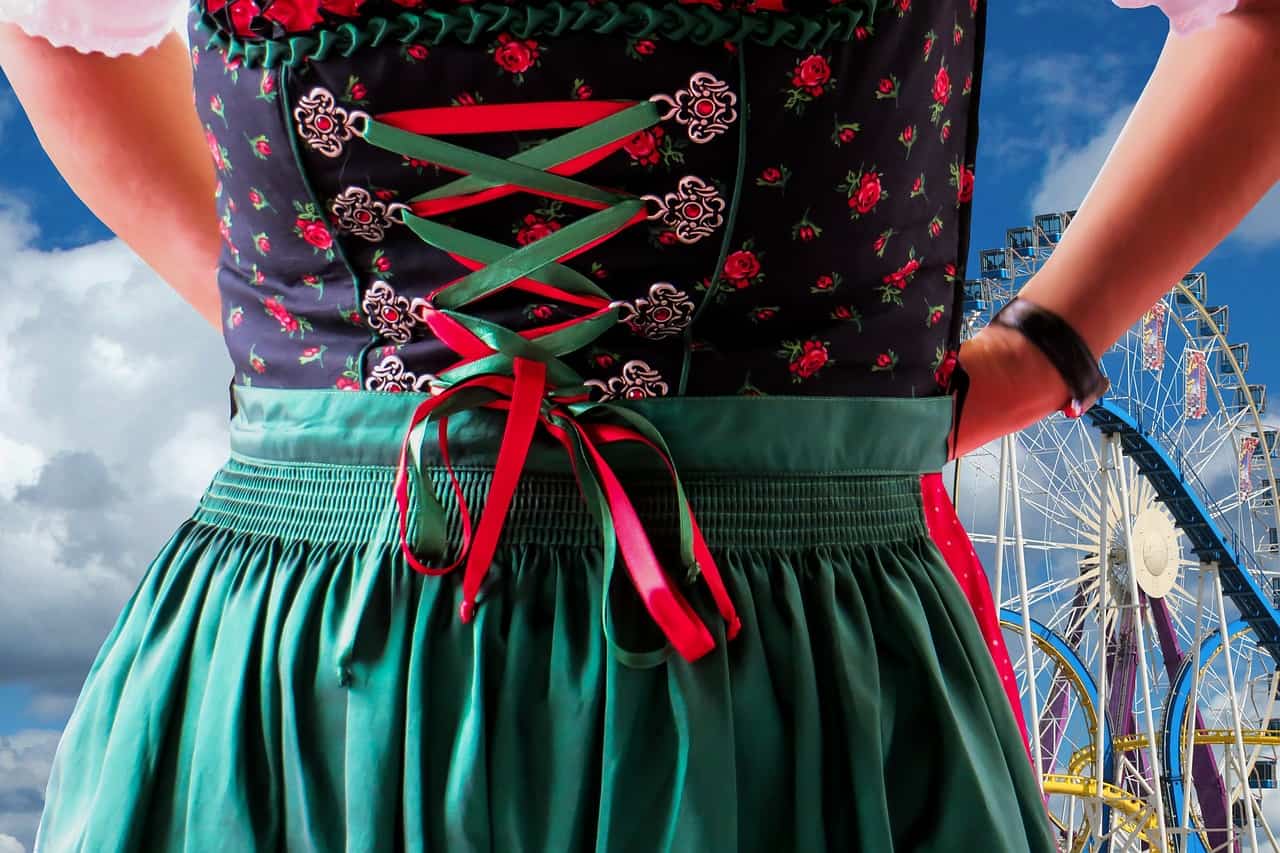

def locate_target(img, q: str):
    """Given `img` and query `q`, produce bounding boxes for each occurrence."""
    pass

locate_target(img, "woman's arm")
[0,26,222,331]
[955,0,1280,457]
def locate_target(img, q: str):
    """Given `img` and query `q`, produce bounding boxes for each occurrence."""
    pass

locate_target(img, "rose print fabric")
[189,0,987,399]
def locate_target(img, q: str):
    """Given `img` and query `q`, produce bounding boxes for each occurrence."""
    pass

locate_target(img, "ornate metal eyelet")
[293,86,366,158]
[640,175,726,245]
[329,187,412,242]
[649,71,738,144]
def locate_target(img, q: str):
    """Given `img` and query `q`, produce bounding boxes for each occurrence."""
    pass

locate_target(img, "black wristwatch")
[990,296,1110,419]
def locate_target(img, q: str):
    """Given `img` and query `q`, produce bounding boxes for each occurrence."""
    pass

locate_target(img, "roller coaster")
[957,210,1280,852]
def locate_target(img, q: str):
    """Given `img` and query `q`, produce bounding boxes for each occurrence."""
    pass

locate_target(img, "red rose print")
[255,139,271,157]
[722,250,761,283]
[407,44,429,60]
[853,171,882,214]
[494,33,539,75]
[298,218,334,250]
[576,83,592,99]
[873,235,887,253]
[760,167,782,183]
[876,353,893,368]
[792,54,831,95]
[839,127,856,143]
[877,77,894,95]
[634,39,656,55]
[204,130,225,170]
[957,165,975,203]
[623,128,663,166]
[754,308,777,321]
[933,65,951,106]
[336,376,361,390]
[902,125,914,143]
[814,274,834,290]
[797,225,817,242]
[790,340,830,379]
[375,256,391,272]
[854,26,869,39]
[350,82,368,100]
[256,235,271,254]
[517,215,560,245]
[935,350,959,389]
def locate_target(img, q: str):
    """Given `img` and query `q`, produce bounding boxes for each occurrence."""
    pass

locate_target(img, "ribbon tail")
[457,357,546,622]
[576,426,715,663]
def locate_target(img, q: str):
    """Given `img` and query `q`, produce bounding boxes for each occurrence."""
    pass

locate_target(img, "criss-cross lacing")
[325,93,741,666]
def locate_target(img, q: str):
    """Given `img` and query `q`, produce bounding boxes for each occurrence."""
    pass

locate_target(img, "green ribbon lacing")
[200,0,879,69]
[307,65,751,670]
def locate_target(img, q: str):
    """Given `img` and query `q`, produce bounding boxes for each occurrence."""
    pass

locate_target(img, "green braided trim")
[200,0,880,68]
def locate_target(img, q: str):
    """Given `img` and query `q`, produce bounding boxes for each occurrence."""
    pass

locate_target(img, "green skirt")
[35,385,1054,852]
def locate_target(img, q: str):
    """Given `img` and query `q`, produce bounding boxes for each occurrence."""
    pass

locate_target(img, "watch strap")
[990,297,1110,418]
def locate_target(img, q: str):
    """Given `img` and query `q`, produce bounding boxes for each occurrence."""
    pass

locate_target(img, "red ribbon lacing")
[374,100,742,663]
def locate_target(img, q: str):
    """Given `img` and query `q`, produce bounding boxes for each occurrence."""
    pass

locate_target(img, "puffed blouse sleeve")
[1111,0,1260,35]
[0,0,184,56]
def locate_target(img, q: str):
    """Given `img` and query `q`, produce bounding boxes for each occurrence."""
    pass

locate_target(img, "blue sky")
[0,1,1277,849]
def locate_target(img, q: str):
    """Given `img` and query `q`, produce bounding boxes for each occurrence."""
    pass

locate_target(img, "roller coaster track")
[1067,730,1280,779]
[1086,281,1280,663]
[1042,774,1163,853]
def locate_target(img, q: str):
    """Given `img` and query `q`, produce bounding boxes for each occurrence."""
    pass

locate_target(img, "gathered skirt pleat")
[34,390,1055,853]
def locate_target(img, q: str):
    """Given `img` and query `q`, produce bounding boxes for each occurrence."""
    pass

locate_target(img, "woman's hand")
[951,320,1073,459]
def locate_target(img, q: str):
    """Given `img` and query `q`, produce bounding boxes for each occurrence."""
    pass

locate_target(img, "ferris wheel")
[953,210,1280,853]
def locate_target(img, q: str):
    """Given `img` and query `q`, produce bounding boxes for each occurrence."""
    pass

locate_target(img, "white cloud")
[1030,101,1280,252]
[0,729,61,852]
[0,197,232,688]
[1233,180,1280,249]
[0,193,235,845]
[1029,103,1133,218]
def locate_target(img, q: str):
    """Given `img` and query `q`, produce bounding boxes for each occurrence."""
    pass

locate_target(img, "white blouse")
[0,0,1262,56]
[0,0,186,56]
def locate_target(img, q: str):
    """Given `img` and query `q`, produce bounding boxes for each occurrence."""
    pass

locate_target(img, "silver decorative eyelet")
[329,187,410,242]
[649,71,738,144]
[293,86,366,158]
[640,175,726,245]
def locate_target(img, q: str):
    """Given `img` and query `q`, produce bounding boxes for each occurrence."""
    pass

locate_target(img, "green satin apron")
[34,384,1055,852]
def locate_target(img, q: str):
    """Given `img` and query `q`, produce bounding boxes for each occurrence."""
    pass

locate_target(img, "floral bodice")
[189,0,984,399]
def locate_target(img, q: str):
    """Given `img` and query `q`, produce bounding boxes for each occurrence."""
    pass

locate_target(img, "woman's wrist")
[953,322,1074,457]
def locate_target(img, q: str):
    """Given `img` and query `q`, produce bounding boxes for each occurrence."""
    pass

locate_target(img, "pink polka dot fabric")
[1111,0,1244,35]
[920,472,1031,758]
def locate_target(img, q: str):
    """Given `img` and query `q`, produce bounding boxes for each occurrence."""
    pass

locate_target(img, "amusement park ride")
[955,210,1280,853]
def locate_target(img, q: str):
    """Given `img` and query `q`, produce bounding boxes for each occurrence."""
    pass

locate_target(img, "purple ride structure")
[956,210,1280,853]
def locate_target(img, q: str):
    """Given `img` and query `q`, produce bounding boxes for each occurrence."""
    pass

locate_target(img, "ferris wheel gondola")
[955,210,1280,852]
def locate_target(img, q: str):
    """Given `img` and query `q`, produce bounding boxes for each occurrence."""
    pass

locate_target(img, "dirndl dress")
[35,0,1056,849]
